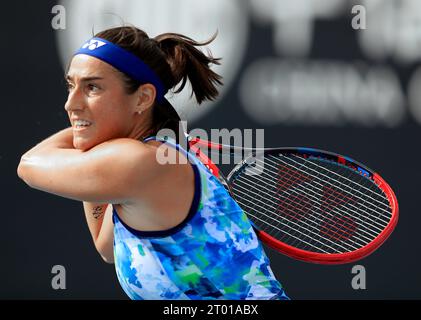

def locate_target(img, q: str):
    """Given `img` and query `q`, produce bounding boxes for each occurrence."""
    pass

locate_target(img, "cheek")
[93,103,132,134]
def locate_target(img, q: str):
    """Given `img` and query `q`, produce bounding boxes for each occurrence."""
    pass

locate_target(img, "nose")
[64,86,86,112]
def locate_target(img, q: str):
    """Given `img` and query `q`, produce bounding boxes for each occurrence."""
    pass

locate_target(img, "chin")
[73,136,97,151]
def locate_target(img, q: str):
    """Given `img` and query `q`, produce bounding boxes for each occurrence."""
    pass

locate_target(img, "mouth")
[73,119,92,130]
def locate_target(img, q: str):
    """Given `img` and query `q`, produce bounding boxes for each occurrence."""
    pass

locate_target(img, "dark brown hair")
[94,26,223,139]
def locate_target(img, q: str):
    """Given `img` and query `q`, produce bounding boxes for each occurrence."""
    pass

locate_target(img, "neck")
[128,111,154,141]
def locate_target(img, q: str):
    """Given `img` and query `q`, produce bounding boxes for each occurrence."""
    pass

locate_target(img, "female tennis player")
[17,26,288,300]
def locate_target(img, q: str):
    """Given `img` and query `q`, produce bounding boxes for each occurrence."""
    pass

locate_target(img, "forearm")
[83,202,108,242]
[83,202,114,263]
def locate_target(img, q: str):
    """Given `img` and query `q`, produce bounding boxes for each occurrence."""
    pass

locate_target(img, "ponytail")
[154,32,223,104]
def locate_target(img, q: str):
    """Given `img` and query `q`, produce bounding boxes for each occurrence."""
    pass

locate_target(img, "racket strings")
[271,161,385,232]
[263,155,391,231]
[254,156,390,230]
[272,165,388,234]
[251,209,330,253]
[266,155,391,221]
[274,164,378,233]
[234,183,335,253]
[230,154,392,254]
[235,178,371,254]
[286,155,391,213]
[234,182,362,253]
[234,172,374,252]
[264,167,380,240]
[235,169,376,246]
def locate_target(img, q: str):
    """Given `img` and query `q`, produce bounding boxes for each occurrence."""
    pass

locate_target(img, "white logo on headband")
[82,39,106,50]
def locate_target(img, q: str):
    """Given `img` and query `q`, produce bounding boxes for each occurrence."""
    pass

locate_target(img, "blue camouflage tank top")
[112,136,288,300]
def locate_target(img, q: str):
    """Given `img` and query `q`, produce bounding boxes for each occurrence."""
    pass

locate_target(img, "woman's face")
[65,54,140,151]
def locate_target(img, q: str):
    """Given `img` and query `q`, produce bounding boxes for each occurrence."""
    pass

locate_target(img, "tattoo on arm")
[92,205,105,220]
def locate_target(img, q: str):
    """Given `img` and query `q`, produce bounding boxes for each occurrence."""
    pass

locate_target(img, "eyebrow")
[65,75,104,82]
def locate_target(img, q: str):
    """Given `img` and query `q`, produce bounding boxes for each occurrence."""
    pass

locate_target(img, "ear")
[135,84,157,113]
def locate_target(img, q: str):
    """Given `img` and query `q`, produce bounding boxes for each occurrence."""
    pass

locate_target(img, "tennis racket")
[186,135,398,265]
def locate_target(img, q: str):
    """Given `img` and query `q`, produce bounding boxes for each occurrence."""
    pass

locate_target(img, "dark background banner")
[1,0,419,299]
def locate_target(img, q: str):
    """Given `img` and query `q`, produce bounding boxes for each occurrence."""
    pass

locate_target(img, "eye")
[87,83,101,92]
[66,82,74,92]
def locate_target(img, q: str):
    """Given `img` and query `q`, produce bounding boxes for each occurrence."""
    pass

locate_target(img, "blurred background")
[1,0,420,299]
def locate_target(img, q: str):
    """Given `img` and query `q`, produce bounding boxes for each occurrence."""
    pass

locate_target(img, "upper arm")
[18,138,162,203]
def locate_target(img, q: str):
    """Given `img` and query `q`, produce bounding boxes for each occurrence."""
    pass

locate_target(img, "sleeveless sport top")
[112,136,289,300]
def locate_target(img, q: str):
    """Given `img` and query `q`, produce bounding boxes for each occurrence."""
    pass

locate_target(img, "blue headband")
[75,37,168,104]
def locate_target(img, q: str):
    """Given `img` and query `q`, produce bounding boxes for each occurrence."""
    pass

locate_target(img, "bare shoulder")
[97,137,192,193]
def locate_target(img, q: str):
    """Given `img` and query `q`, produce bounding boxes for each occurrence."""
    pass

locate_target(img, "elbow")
[95,241,114,264]
[17,157,29,184]
[100,254,115,264]
[17,156,36,188]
